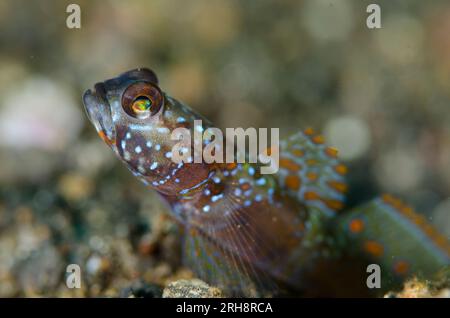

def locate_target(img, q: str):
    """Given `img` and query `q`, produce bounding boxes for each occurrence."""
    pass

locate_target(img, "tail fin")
[335,194,450,288]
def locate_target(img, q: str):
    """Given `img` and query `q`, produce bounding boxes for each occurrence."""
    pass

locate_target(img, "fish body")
[83,68,450,297]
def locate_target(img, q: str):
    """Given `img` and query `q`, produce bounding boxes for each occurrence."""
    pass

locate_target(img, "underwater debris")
[384,273,450,298]
[162,279,223,298]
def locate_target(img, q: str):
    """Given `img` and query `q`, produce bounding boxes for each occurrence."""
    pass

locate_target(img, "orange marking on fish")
[381,193,393,203]
[280,158,301,172]
[98,131,114,145]
[304,127,315,136]
[364,240,384,258]
[410,213,427,226]
[306,172,318,181]
[312,135,325,144]
[291,149,304,157]
[349,219,365,233]
[304,191,319,201]
[435,236,450,256]
[393,260,410,275]
[423,224,441,241]
[324,199,343,211]
[328,181,348,193]
[285,175,301,191]
[382,194,404,210]
[306,159,318,166]
[334,164,348,175]
[226,162,237,170]
[401,205,416,217]
[240,182,251,191]
[325,147,338,158]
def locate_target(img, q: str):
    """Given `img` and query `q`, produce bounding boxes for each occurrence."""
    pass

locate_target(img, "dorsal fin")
[335,195,450,289]
[277,128,348,217]
[380,194,450,258]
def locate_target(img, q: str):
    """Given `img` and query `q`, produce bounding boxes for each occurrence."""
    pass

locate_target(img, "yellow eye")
[132,96,152,117]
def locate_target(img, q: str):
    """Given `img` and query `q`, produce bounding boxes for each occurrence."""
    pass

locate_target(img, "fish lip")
[82,82,115,144]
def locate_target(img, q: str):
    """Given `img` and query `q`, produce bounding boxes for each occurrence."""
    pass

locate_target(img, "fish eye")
[122,82,163,119]
[131,96,152,118]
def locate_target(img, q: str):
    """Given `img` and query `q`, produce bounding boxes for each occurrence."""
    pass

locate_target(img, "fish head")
[83,68,213,195]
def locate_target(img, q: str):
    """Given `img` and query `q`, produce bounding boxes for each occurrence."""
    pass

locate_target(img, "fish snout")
[83,83,115,145]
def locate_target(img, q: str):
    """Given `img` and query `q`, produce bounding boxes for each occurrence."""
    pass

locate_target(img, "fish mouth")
[83,82,116,145]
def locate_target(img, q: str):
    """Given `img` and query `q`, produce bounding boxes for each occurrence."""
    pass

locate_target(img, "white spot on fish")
[203,205,210,213]
[135,146,142,154]
[211,194,224,202]
[138,165,146,173]
[150,162,158,170]
[129,124,153,131]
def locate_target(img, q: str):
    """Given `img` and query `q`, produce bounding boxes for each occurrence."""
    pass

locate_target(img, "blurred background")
[0,0,449,296]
